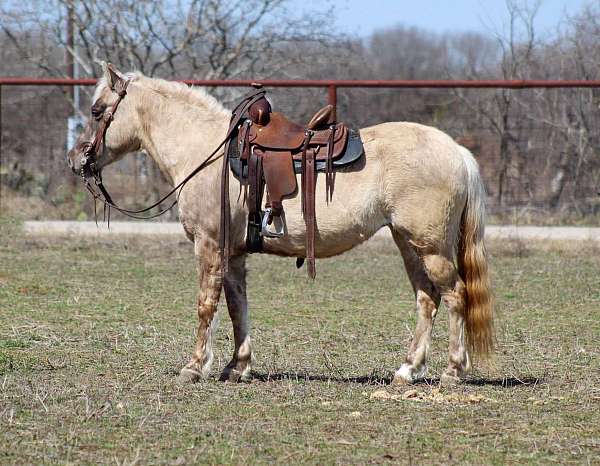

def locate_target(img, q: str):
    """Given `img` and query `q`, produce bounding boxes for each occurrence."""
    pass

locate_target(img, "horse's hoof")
[391,373,411,386]
[219,369,240,382]
[392,363,426,385]
[440,371,462,386]
[177,367,202,384]
[219,366,252,383]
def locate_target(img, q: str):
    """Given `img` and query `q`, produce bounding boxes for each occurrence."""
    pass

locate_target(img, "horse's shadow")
[250,372,543,387]
[251,371,393,385]
[462,376,543,387]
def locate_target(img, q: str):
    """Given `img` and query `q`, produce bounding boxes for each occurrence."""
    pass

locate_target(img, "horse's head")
[67,63,141,179]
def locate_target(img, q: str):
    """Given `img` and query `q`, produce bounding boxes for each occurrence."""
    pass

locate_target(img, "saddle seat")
[250,104,338,151]
[249,113,348,160]
[251,112,305,149]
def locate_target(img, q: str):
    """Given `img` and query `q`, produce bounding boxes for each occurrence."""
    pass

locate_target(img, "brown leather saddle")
[226,88,364,278]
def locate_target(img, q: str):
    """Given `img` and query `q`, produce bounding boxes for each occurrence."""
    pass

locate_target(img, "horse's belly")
[262,169,387,258]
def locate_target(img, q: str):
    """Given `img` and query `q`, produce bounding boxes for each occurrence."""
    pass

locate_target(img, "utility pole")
[66,0,82,190]
[66,0,74,103]
[66,0,82,153]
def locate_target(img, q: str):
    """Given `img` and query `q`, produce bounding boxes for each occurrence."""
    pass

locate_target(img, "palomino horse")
[67,63,494,385]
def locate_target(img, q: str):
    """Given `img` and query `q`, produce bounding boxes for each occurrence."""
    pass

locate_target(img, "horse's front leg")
[179,238,223,383]
[220,255,252,382]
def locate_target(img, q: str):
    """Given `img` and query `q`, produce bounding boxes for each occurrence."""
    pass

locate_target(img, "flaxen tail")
[457,146,495,357]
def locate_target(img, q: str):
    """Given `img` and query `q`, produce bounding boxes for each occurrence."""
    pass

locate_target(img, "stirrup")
[261,208,285,238]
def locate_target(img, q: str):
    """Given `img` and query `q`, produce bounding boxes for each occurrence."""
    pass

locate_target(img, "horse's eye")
[91,103,106,120]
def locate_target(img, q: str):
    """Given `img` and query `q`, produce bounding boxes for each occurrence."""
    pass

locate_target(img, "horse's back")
[361,121,466,175]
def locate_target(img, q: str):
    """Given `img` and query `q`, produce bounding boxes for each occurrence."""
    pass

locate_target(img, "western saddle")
[221,86,364,278]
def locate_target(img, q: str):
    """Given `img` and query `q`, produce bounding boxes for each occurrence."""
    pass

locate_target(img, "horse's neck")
[135,86,229,187]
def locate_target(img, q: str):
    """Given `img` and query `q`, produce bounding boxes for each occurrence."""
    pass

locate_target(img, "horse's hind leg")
[391,230,441,384]
[421,253,471,385]
[220,255,252,382]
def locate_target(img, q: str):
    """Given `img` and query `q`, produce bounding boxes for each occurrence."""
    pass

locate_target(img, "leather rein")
[78,82,266,223]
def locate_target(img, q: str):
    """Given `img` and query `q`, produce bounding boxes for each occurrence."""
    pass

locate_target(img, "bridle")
[76,81,267,224]
[80,78,129,184]
[79,78,130,220]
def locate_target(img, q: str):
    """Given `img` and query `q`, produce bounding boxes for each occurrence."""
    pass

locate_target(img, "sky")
[298,0,591,38]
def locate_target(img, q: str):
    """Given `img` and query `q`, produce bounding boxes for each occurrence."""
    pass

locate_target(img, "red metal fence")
[1,78,600,221]
[3,77,600,118]
[2,77,600,155]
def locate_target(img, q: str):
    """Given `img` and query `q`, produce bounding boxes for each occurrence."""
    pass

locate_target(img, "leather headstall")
[79,78,130,201]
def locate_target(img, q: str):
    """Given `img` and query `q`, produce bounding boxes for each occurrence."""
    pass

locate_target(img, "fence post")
[0,85,2,170]
[328,84,337,120]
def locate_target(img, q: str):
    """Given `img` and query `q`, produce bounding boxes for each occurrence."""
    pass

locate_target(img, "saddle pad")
[229,130,364,179]
[293,130,364,173]
[291,124,348,162]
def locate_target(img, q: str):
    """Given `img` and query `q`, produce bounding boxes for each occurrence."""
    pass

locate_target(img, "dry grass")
[1,217,599,464]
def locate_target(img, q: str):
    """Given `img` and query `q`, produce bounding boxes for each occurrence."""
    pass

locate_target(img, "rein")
[79,84,267,222]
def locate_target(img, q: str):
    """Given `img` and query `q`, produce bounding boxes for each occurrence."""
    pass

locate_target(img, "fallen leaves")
[370,389,396,401]
[527,396,566,406]
[335,439,357,446]
[369,388,496,404]
[370,389,420,401]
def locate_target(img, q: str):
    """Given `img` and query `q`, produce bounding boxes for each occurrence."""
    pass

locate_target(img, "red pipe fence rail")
[2,78,600,160]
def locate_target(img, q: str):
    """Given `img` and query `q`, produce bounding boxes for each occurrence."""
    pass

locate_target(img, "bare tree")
[1,0,347,103]
[0,0,354,219]
[452,0,541,206]
[3,0,600,220]
[507,2,600,212]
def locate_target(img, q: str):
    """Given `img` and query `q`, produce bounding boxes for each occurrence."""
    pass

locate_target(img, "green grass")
[0,220,599,465]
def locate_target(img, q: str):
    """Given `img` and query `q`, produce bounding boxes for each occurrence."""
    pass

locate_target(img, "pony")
[67,63,494,385]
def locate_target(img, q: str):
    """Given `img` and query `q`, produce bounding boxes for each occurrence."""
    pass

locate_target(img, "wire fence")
[1,79,599,223]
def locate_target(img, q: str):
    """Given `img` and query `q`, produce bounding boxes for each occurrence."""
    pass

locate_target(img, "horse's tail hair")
[457,146,495,358]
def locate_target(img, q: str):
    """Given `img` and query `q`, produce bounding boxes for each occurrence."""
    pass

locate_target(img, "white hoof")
[392,363,427,385]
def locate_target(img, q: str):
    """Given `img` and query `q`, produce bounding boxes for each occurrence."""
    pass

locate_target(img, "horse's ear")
[102,62,126,91]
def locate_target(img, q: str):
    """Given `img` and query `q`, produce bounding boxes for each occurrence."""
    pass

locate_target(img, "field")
[1,217,599,465]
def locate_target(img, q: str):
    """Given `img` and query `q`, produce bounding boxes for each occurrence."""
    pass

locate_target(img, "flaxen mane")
[94,72,230,117]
